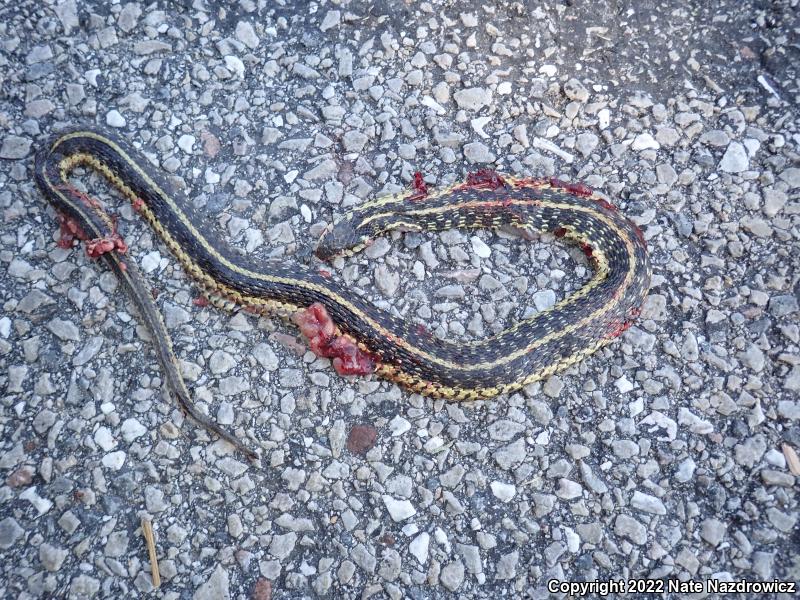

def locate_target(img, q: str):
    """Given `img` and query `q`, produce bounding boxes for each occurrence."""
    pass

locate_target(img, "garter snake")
[35,127,650,458]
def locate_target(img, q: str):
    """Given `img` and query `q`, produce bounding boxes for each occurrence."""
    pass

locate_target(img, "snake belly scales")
[34,127,651,458]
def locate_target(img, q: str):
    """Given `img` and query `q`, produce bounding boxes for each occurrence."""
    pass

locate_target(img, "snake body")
[35,127,650,455]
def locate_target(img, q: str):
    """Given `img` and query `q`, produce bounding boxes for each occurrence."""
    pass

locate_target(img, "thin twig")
[141,517,161,589]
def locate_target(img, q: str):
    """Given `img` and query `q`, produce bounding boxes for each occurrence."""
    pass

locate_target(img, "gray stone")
[456,543,482,574]
[193,564,230,600]
[409,533,429,564]
[382,495,416,521]
[734,435,766,467]
[614,514,647,545]
[304,159,338,180]
[253,343,279,371]
[768,295,798,317]
[576,132,598,157]
[631,491,666,515]
[563,78,589,102]
[493,438,526,470]
[69,575,100,598]
[144,486,168,512]
[210,350,236,374]
[269,532,297,560]
[234,21,259,49]
[118,3,141,32]
[533,290,556,311]
[351,543,376,573]
[543,375,564,398]
[47,318,80,341]
[440,560,464,591]
[779,167,800,188]
[375,265,399,296]
[487,419,525,441]
[0,517,24,549]
[700,518,726,546]
[453,87,491,110]
[343,131,368,152]
[0,135,32,159]
[54,0,79,33]
[104,531,129,556]
[463,141,495,163]
[320,10,341,32]
[556,478,583,499]
[766,507,797,533]
[39,542,68,571]
[496,550,519,579]
[719,142,748,172]
[120,418,146,442]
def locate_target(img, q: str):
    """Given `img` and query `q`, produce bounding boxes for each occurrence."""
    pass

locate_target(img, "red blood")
[465,169,507,190]
[84,232,128,258]
[632,222,647,248]
[605,318,633,339]
[293,303,376,376]
[415,323,431,338]
[596,198,617,212]
[409,171,429,201]
[553,227,568,238]
[581,242,593,258]
[132,197,145,211]
[318,268,332,279]
[549,177,569,189]
[56,215,88,248]
[513,177,548,188]
[193,296,210,307]
[565,182,593,197]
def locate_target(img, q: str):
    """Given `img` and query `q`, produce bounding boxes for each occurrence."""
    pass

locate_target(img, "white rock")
[140,251,161,273]
[106,110,126,128]
[533,290,556,312]
[420,95,446,114]
[719,141,749,173]
[409,532,430,564]
[102,451,126,470]
[0,317,11,338]
[382,495,416,521]
[94,427,116,451]
[389,415,411,436]
[470,116,492,139]
[678,407,714,434]
[615,376,634,393]
[177,134,195,153]
[320,10,341,31]
[453,87,492,110]
[631,490,666,515]
[631,133,659,151]
[471,236,491,258]
[224,55,245,78]
[120,418,147,442]
[489,481,516,502]
[19,486,53,515]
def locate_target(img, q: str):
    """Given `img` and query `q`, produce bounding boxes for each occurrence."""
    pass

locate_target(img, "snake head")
[316,220,370,261]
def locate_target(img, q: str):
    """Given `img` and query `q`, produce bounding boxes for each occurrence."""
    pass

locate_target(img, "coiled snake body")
[35,127,650,457]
